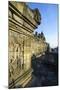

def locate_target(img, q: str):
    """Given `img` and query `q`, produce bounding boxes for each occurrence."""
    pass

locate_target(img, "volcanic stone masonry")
[8,1,48,88]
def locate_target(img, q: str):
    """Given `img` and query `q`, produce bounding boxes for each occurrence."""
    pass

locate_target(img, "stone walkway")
[26,53,58,87]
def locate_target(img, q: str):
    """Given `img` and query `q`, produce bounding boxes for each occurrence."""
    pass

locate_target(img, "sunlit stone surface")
[8,1,48,88]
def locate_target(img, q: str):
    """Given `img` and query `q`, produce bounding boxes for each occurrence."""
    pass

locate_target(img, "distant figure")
[31,54,36,68]
[31,54,36,60]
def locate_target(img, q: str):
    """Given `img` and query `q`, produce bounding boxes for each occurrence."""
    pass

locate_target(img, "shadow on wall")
[30,52,58,87]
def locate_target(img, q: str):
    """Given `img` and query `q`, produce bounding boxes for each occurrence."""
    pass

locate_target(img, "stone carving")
[33,8,41,24]
[23,3,41,25]
[9,2,47,88]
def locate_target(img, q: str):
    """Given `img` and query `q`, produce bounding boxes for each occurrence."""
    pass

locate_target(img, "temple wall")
[8,1,47,88]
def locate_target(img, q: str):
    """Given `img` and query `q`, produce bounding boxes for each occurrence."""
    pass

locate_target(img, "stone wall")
[8,1,47,88]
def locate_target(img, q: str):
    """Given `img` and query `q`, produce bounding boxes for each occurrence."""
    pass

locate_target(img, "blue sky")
[27,3,58,48]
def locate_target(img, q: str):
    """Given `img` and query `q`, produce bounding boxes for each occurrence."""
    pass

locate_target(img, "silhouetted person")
[31,54,36,60]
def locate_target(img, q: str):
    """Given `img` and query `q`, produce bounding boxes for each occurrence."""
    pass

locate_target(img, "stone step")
[9,68,33,88]
[16,72,32,87]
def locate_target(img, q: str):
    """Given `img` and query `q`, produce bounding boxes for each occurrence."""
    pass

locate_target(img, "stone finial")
[33,8,41,25]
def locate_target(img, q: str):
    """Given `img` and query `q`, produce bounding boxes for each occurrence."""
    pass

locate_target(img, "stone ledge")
[9,68,33,88]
